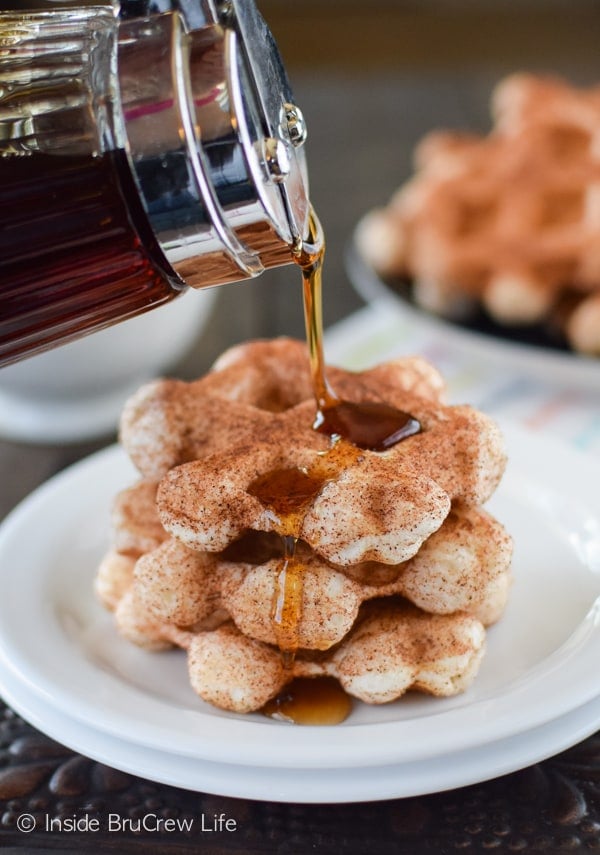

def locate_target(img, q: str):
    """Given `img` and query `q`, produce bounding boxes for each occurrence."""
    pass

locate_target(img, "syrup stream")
[261,206,421,724]
[293,209,338,412]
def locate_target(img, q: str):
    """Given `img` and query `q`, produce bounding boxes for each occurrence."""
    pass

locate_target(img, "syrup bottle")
[0,0,310,366]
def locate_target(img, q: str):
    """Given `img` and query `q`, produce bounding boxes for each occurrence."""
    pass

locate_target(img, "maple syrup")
[248,442,367,663]
[0,151,180,366]
[292,212,338,412]
[315,400,421,451]
[294,209,422,451]
[249,467,325,657]
[271,548,304,664]
[248,468,323,537]
[263,677,352,726]
[255,208,422,723]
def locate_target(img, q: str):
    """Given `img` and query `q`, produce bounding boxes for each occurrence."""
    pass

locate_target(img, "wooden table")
[1,48,600,853]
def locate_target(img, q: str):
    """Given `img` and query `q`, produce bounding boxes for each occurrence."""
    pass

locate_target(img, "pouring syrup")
[260,208,421,724]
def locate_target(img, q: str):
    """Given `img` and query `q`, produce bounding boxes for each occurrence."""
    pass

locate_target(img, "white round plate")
[0,289,217,443]
[0,426,599,771]
[1,655,599,803]
[345,242,600,392]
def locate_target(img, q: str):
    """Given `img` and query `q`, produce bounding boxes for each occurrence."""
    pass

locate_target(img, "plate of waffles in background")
[348,73,600,392]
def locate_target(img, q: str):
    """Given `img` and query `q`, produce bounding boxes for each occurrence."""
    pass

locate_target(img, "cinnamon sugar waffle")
[133,503,510,648]
[107,593,486,712]
[97,339,511,715]
[355,74,600,356]
[182,602,486,712]
[121,339,505,564]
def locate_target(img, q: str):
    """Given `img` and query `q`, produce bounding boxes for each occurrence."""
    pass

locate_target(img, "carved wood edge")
[0,702,598,853]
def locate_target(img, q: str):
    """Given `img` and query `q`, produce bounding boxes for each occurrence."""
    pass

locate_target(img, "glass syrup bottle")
[0,0,309,366]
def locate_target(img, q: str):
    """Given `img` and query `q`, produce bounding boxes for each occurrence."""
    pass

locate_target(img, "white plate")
[346,242,600,392]
[0,427,599,771]
[0,290,217,443]
[1,653,599,803]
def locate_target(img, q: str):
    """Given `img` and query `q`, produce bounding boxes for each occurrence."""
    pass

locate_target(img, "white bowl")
[0,289,217,443]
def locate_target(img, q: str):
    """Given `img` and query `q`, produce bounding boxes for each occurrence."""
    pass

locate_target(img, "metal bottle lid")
[117,0,310,289]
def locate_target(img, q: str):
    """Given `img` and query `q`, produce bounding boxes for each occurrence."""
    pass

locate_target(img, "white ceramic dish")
[0,289,217,443]
[1,656,599,803]
[345,242,600,392]
[0,425,598,772]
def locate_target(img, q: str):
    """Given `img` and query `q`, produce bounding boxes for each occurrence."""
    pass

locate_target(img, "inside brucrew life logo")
[34,812,238,834]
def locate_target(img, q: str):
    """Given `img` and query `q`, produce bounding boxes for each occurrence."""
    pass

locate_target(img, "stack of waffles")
[95,339,512,714]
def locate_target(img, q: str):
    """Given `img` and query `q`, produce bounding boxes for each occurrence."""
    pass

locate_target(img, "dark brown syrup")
[248,468,324,537]
[294,209,421,451]
[248,468,326,659]
[0,150,179,366]
[271,547,304,664]
[258,207,422,724]
[314,400,421,450]
[262,677,352,726]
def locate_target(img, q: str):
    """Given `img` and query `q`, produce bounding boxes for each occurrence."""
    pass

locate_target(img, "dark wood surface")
[0,706,599,854]
[1,9,600,851]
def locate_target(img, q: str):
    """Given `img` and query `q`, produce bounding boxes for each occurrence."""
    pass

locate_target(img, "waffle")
[183,601,486,712]
[144,503,509,638]
[355,73,600,356]
[107,589,486,712]
[120,339,505,564]
[120,338,448,480]
[96,338,511,714]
